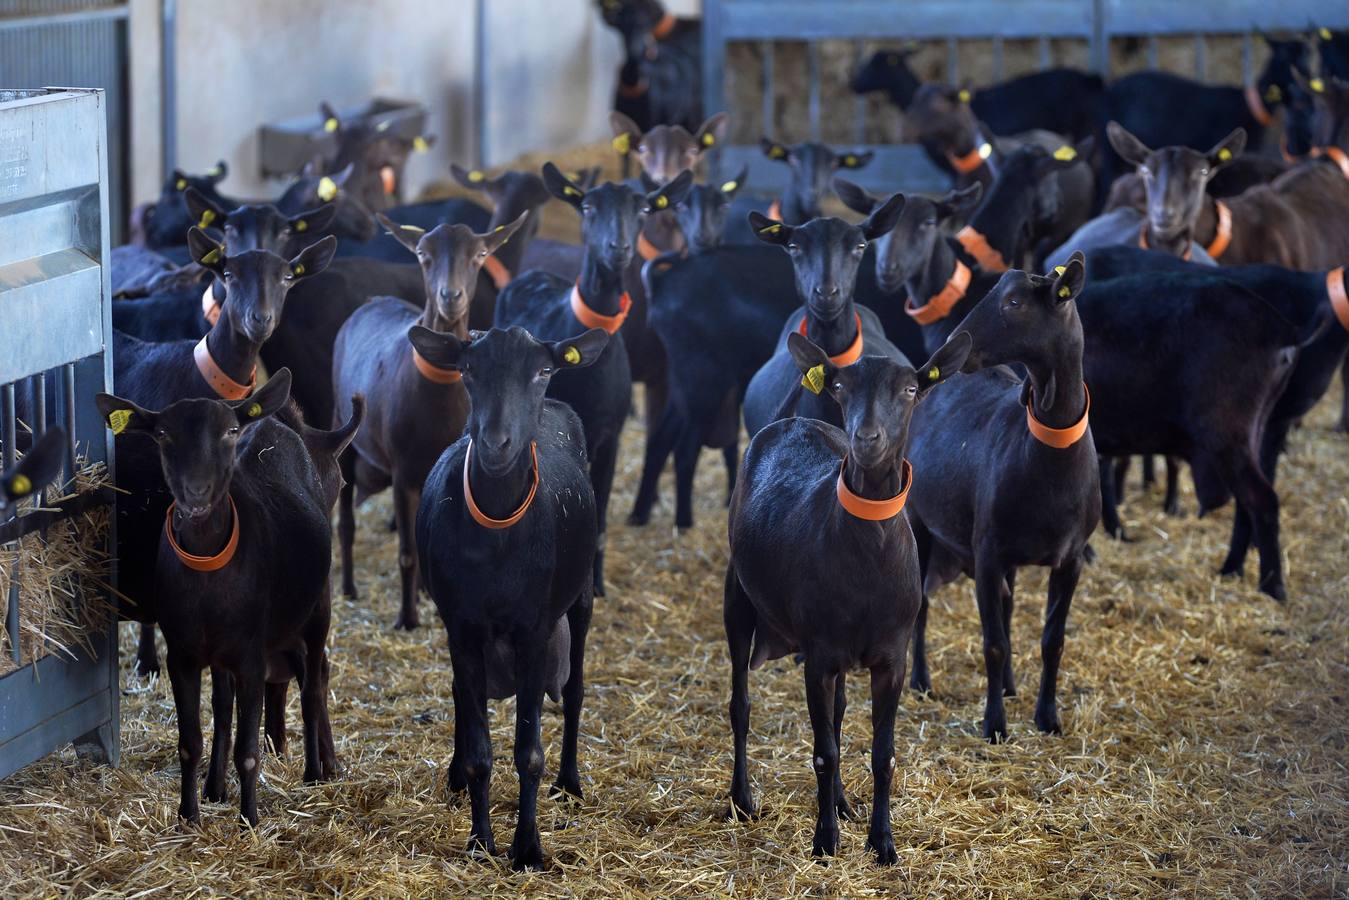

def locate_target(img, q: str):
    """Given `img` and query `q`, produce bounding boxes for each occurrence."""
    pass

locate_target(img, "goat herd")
[14,4,1342,872]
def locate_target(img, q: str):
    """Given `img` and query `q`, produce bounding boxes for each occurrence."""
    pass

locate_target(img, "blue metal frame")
[702,0,1349,195]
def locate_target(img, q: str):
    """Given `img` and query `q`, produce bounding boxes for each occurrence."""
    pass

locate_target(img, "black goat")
[599,0,702,134]
[410,324,607,871]
[722,140,873,246]
[0,426,66,514]
[493,164,690,595]
[725,332,967,864]
[907,255,1100,741]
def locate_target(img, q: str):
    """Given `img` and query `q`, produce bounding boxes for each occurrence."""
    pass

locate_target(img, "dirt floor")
[1,378,1346,896]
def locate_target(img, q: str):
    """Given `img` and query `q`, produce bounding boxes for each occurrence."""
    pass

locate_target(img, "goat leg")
[551,590,593,802]
[866,663,903,866]
[723,565,758,820]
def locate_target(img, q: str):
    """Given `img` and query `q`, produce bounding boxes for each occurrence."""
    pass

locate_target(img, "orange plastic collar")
[463,440,539,530]
[650,12,677,40]
[798,312,864,366]
[193,337,256,400]
[380,165,397,196]
[1244,84,1273,127]
[618,79,649,99]
[956,226,1008,273]
[1328,267,1349,332]
[837,457,912,521]
[1315,146,1349,179]
[637,231,665,262]
[481,254,511,291]
[905,259,971,325]
[1138,222,1192,261]
[201,283,221,327]
[165,496,240,572]
[766,199,782,222]
[1280,134,1305,164]
[1205,200,1232,260]
[570,282,632,334]
[1026,383,1090,449]
[947,146,986,174]
[412,348,463,384]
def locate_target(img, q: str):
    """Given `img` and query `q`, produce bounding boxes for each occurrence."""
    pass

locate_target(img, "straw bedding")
[0,385,1345,897]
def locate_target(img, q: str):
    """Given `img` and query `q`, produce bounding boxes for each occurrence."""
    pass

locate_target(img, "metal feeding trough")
[257,97,427,179]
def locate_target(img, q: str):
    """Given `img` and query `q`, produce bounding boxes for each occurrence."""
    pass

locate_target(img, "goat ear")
[184,187,228,232]
[1106,121,1152,168]
[833,177,878,216]
[609,111,642,156]
[451,163,495,193]
[638,170,661,194]
[206,160,228,183]
[542,162,586,208]
[288,201,337,236]
[786,332,838,394]
[719,164,748,198]
[377,213,426,254]
[1206,128,1246,170]
[232,368,292,426]
[936,182,983,222]
[836,149,873,170]
[647,169,693,211]
[576,166,603,191]
[319,101,341,134]
[551,328,610,370]
[860,191,905,240]
[288,235,337,281]
[748,210,792,245]
[187,227,226,274]
[95,393,157,438]
[760,137,790,161]
[918,332,971,395]
[694,111,730,150]
[481,211,528,254]
[3,426,67,502]
[1049,250,1087,304]
[407,325,466,369]
[170,169,190,191]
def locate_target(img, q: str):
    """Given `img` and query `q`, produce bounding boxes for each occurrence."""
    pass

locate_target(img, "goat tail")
[640,250,684,303]
[308,394,365,459]
[769,384,803,426]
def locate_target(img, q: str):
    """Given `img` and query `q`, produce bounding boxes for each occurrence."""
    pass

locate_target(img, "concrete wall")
[129,0,701,207]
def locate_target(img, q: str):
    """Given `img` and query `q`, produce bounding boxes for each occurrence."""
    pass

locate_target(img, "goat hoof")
[867,831,898,866]
[342,586,359,601]
[812,823,839,858]
[909,675,932,696]
[509,836,547,872]
[386,515,397,533]
[202,779,227,803]
[1034,708,1063,735]
[549,778,584,804]
[1260,580,1288,603]
[465,835,497,860]
[727,792,758,822]
[177,805,200,826]
[626,509,650,527]
[1218,561,1243,578]
[982,718,1008,744]
[835,795,856,821]
[393,613,419,631]
[135,656,160,678]
[1163,499,1182,517]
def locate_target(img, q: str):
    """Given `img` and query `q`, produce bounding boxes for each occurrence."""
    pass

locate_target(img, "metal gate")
[0,88,119,780]
[701,0,1349,195]
[0,0,129,243]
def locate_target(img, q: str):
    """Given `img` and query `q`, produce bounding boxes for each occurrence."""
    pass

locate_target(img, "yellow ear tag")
[802,364,825,395]
[198,209,216,228]
[9,473,32,496]
[1321,27,1333,40]
[108,409,132,435]
[245,402,262,418]
[654,195,669,209]
[760,223,782,234]
[1218,148,1233,162]
[978,142,993,160]
[468,169,485,183]
[927,365,940,382]
[701,132,716,147]
[564,346,581,365]
[1311,78,1325,93]
[324,117,339,133]
[958,89,972,103]
[843,154,858,166]
[201,248,222,266]
[563,185,583,198]
[317,177,338,202]
[175,178,187,190]
[292,264,305,276]
[1052,145,1077,161]
[769,145,786,159]
[294,219,308,232]
[612,133,632,154]
[413,136,430,153]
[1058,286,1071,298]
[721,180,739,193]
[402,224,426,234]
[1266,84,1283,102]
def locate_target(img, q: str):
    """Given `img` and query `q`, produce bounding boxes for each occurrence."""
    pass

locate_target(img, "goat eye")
[787,243,799,253]
[538,367,554,378]
[832,381,844,392]
[222,270,232,280]
[906,384,917,395]
[1198,168,1210,178]
[855,243,866,253]
[1138,165,1151,177]
[477,250,488,259]
[226,426,239,437]
[580,203,592,214]
[637,144,648,154]
[153,429,167,440]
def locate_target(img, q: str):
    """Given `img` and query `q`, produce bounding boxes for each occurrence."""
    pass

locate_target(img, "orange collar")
[380,165,397,196]
[201,283,221,327]
[1313,146,1349,179]
[650,12,677,41]
[1244,84,1273,127]
[1280,134,1306,164]
[570,281,631,334]
[637,230,686,262]
[1138,222,1193,261]
[412,348,463,384]
[837,457,912,521]
[1026,383,1090,449]
[905,259,971,325]
[799,312,864,366]
[463,440,539,530]
[193,336,256,400]
[947,146,986,175]
[1204,200,1232,260]
[165,496,240,572]
[1328,267,1349,332]
[766,199,782,222]
[956,226,1008,273]
[618,79,649,99]
[481,254,511,291]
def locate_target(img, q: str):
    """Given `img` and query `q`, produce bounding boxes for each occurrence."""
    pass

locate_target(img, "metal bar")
[31,373,47,510]
[1242,32,1253,85]
[1147,35,1159,68]
[0,488,115,546]
[160,0,177,178]
[761,40,774,139]
[992,35,1004,80]
[0,6,127,33]
[62,364,76,485]
[1090,0,1108,76]
[807,40,821,141]
[1194,34,1206,81]
[475,0,488,167]
[853,39,866,146]
[1038,34,1051,69]
[946,36,958,83]
[3,381,18,666]
[702,0,726,179]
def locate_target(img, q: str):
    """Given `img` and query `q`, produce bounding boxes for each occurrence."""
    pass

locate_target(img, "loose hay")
[0,386,1345,897]
[0,462,114,675]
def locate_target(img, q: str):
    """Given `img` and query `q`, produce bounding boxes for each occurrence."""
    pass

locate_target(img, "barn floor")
[1,382,1346,897]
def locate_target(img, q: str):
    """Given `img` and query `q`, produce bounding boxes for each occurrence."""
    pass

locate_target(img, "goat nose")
[609,240,632,253]
[856,426,882,444]
[482,433,511,453]
[813,285,839,299]
[439,287,449,300]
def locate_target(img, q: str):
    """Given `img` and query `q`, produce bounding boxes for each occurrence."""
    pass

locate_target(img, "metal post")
[475,0,488,167]
[3,382,18,665]
[1194,34,1206,81]
[160,0,177,178]
[1038,35,1051,70]
[761,40,775,139]
[853,39,866,145]
[808,41,821,141]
